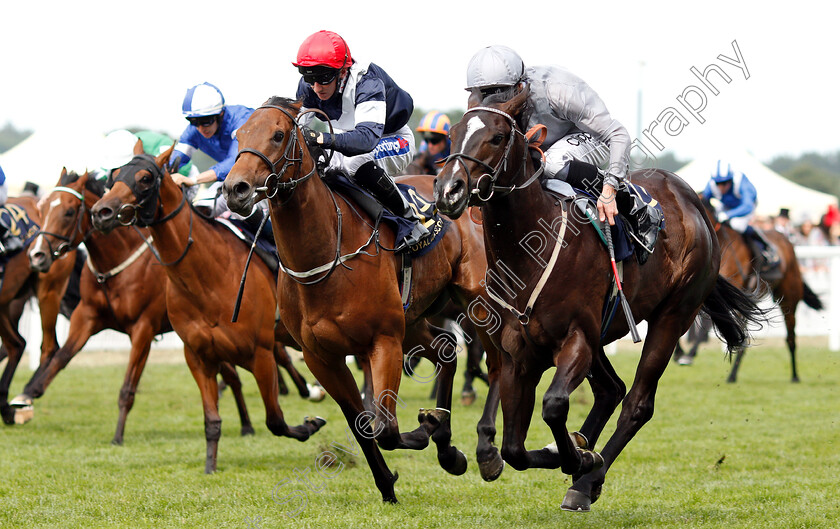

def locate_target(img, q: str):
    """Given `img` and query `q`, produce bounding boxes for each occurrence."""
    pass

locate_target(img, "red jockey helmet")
[293,30,352,69]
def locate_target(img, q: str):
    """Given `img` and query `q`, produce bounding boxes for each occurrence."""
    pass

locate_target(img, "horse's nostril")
[233,181,251,199]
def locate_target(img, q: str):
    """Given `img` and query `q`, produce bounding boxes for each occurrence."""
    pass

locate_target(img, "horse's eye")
[491,133,504,145]
[140,173,153,185]
[273,131,285,143]
[64,208,75,218]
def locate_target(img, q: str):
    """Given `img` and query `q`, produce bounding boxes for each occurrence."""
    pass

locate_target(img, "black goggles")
[479,86,511,99]
[424,133,446,145]
[187,115,218,127]
[300,67,339,85]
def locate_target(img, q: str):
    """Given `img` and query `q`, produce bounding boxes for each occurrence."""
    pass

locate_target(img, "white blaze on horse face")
[452,116,487,178]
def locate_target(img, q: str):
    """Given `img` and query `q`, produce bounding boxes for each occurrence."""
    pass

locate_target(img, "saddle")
[323,171,449,257]
[547,160,665,265]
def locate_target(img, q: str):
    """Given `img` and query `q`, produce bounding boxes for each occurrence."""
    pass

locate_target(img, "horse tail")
[802,281,824,311]
[701,275,767,354]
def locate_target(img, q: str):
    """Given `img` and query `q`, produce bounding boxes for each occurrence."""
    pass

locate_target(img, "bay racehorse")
[433,86,766,512]
[691,197,823,382]
[0,196,77,425]
[222,97,506,503]
[401,154,489,405]
[13,168,294,444]
[89,147,325,473]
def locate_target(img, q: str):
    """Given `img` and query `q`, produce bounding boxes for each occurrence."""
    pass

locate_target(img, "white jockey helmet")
[101,130,139,172]
[465,45,525,90]
[182,82,225,118]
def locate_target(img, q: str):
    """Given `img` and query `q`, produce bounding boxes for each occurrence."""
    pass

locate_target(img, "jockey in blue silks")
[701,160,781,275]
[0,163,22,255]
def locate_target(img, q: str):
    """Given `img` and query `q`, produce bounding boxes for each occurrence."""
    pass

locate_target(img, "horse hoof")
[14,406,34,425]
[591,483,603,503]
[439,447,468,476]
[419,408,450,434]
[561,489,592,512]
[241,425,256,436]
[577,448,604,474]
[460,390,476,406]
[570,431,589,449]
[10,394,33,408]
[677,356,694,366]
[305,416,327,432]
[111,437,124,446]
[307,384,326,402]
[478,452,505,481]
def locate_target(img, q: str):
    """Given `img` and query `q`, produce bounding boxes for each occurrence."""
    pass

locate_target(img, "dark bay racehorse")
[0,196,76,425]
[433,87,766,512]
[89,148,325,473]
[13,169,294,444]
[222,97,505,503]
[690,198,823,382]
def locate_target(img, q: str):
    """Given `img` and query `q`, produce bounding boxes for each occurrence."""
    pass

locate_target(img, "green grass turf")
[0,338,838,528]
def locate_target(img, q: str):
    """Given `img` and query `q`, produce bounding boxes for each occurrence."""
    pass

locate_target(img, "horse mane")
[58,170,107,197]
[262,96,300,114]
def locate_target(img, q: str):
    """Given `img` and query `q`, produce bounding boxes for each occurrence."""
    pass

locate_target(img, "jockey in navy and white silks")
[169,82,254,186]
[293,30,427,247]
[701,160,780,272]
[465,46,631,227]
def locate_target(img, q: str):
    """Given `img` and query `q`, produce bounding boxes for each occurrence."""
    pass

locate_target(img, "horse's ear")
[501,82,530,118]
[156,141,177,170]
[60,167,68,178]
[133,138,144,156]
[467,88,483,109]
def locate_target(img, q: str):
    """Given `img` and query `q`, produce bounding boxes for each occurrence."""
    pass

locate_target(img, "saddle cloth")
[543,179,664,264]
[327,173,449,258]
[214,216,279,274]
[0,203,40,265]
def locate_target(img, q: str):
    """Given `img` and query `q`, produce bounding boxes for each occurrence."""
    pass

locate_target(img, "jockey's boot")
[0,218,23,257]
[744,225,782,280]
[565,160,661,264]
[354,161,429,249]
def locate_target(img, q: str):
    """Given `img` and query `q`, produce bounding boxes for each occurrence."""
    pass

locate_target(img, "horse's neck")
[269,172,343,273]
[145,180,202,270]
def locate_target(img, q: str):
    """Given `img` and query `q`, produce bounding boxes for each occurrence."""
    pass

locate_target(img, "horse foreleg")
[17,304,102,403]
[35,268,70,369]
[112,322,155,445]
[460,325,487,405]
[366,334,430,451]
[251,347,325,441]
[564,317,681,512]
[497,353,542,472]
[302,350,398,503]
[409,322,467,475]
[0,311,26,425]
[475,334,503,481]
[184,346,223,473]
[218,362,255,436]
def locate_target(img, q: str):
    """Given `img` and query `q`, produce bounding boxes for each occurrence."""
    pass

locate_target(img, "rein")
[440,106,544,202]
[235,105,376,285]
[114,154,194,267]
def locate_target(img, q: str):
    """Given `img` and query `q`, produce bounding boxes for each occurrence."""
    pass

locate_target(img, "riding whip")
[603,219,641,343]
[232,210,270,323]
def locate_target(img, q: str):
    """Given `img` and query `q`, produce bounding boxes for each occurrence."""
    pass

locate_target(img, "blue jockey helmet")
[711,160,734,183]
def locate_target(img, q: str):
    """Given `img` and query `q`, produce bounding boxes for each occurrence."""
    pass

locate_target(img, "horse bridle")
[112,153,193,266]
[235,105,317,200]
[439,106,544,202]
[37,186,89,258]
